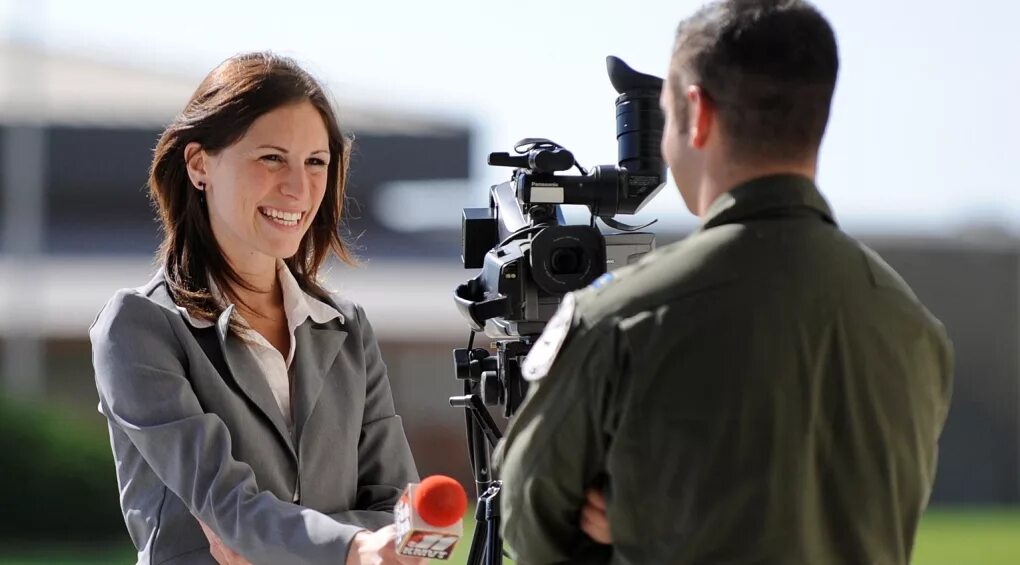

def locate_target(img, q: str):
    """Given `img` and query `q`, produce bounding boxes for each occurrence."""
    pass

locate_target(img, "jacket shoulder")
[321,291,359,317]
[315,290,376,337]
[574,230,742,325]
[853,240,920,302]
[89,272,179,340]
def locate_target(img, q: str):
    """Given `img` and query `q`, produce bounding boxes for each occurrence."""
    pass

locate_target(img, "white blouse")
[179,259,344,436]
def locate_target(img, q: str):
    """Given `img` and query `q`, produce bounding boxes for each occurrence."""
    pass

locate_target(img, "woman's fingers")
[197,519,227,564]
[196,518,252,565]
[220,543,253,565]
[206,535,229,565]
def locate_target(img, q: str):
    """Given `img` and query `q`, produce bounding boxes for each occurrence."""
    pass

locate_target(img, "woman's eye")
[260,154,284,163]
[307,157,328,167]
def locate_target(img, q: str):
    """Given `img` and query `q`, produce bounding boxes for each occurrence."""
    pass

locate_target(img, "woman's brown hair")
[149,52,355,334]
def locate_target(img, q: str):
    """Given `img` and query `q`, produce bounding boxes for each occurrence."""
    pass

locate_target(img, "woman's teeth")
[259,207,302,226]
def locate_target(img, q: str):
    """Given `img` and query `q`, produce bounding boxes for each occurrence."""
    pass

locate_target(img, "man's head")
[661,0,839,213]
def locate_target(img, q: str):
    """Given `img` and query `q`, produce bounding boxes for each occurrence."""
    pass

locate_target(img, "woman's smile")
[258,206,306,230]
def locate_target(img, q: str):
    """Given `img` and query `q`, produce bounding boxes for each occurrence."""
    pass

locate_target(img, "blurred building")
[861,235,1020,505]
[0,42,1017,506]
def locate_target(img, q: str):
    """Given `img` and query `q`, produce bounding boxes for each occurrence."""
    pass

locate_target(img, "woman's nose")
[279,165,309,199]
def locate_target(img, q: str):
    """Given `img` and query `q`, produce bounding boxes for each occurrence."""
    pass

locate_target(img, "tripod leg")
[460,382,498,565]
[485,518,503,564]
[466,506,489,565]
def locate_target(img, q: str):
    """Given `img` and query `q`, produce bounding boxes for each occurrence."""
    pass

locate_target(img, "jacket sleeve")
[494,308,618,564]
[325,510,393,531]
[90,290,363,565]
[351,305,419,514]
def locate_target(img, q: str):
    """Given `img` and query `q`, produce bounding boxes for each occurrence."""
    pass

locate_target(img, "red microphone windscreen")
[412,475,468,528]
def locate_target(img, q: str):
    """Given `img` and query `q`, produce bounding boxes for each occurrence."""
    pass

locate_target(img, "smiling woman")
[150,52,354,334]
[89,52,425,565]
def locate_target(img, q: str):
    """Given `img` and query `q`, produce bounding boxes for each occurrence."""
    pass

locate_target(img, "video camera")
[448,56,666,565]
[452,56,666,415]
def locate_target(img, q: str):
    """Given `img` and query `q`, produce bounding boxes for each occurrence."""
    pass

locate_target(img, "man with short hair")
[495,1,954,563]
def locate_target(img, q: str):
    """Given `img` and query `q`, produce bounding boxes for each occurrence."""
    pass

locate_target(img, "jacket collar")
[698,174,836,232]
[209,306,347,457]
[157,260,347,459]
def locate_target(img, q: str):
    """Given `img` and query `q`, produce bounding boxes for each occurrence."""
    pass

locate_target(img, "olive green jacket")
[496,174,953,565]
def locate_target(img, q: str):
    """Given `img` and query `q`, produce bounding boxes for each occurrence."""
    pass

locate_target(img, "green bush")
[0,395,127,542]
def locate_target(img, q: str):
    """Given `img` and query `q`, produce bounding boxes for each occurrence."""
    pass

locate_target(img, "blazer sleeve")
[90,289,363,565]
[351,304,420,513]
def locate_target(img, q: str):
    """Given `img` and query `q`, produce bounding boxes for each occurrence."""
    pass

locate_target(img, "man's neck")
[695,158,817,218]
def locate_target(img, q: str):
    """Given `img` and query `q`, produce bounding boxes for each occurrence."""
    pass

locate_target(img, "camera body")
[455,57,666,341]
[459,181,655,339]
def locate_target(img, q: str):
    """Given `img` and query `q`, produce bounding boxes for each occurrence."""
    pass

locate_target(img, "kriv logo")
[401,533,458,559]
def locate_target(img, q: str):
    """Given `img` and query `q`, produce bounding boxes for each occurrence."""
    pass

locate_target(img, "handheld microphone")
[394,475,468,560]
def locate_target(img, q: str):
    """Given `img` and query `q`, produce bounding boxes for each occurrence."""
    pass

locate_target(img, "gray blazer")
[89,271,419,564]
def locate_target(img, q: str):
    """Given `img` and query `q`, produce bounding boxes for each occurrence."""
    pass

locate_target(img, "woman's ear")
[184,142,208,189]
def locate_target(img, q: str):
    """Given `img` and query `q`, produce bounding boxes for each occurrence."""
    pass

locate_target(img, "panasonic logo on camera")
[530,183,564,203]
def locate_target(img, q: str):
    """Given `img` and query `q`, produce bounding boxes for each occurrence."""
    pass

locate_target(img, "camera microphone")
[394,475,469,560]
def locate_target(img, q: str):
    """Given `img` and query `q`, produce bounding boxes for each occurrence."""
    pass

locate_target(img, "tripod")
[451,336,533,565]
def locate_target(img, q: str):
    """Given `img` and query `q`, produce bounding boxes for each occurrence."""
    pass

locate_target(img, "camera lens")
[530,225,605,294]
[550,247,583,275]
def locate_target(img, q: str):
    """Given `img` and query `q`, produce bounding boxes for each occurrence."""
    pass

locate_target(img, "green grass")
[0,507,1015,564]
[911,508,1020,565]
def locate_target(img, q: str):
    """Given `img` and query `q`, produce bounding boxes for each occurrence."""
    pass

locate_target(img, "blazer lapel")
[291,317,347,450]
[215,305,297,459]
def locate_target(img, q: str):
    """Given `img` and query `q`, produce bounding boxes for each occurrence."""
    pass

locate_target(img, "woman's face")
[191,101,331,272]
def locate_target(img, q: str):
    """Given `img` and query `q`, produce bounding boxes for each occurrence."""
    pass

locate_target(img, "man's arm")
[495,297,620,563]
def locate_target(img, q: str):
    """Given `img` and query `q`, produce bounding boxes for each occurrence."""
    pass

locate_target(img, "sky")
[2,0,1017,236]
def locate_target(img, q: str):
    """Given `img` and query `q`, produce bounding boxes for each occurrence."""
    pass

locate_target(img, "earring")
[197,182,206,203]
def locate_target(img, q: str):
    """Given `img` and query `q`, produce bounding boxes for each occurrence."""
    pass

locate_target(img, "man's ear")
[687,85,715,150]
[184,142,209,189]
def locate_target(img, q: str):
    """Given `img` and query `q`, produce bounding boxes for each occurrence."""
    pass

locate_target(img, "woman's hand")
[580,488,613,545]
[197,519,253,565]
[345,524,428,565]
